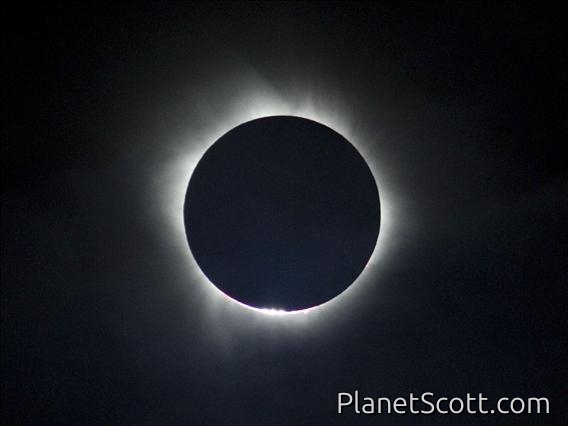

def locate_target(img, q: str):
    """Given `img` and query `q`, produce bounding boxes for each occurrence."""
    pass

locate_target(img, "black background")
[2,2,567,424]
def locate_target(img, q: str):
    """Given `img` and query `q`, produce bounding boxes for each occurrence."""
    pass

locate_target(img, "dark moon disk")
[184,116,380,311]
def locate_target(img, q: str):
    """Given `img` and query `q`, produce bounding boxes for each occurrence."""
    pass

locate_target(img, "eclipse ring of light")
[184,116,380,313]
[160,91,396,318]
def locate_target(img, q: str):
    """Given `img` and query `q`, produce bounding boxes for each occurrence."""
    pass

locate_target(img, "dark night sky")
[2,2,567,424]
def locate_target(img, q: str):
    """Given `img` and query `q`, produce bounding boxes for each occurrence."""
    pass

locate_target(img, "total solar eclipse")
[184,116,380,311]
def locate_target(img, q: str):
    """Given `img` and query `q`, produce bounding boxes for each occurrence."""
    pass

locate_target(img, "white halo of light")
[155,76,402,323]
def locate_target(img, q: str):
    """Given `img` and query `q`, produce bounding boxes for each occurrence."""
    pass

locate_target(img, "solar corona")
[158,89,397,320]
